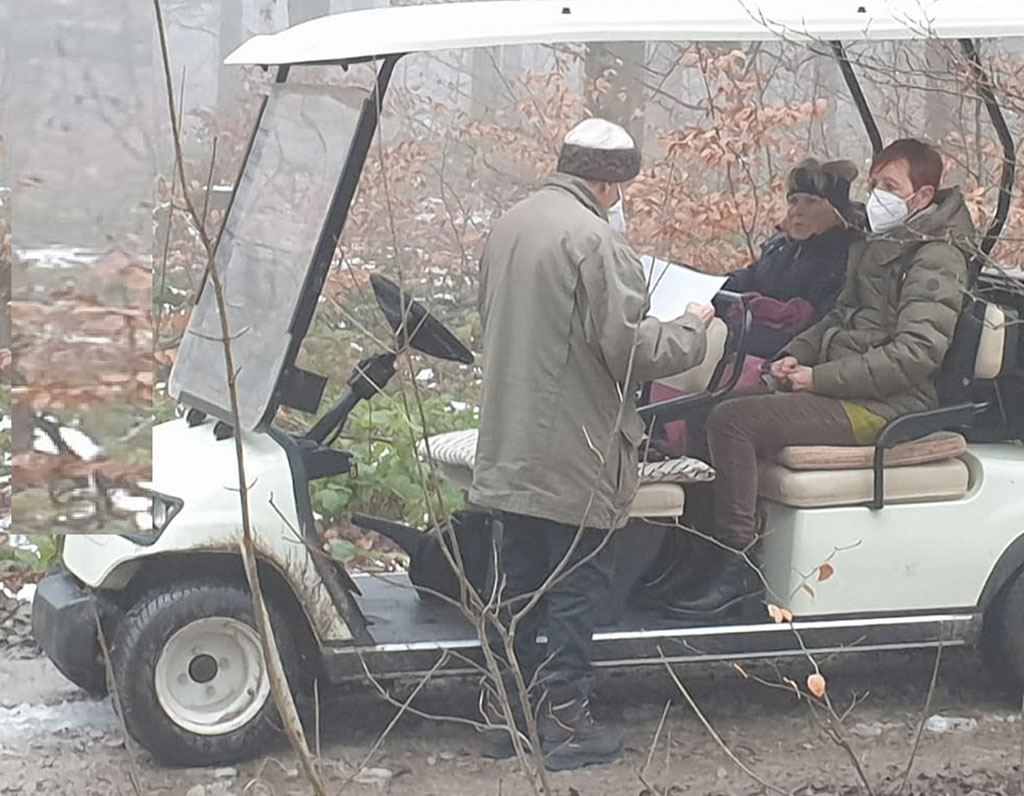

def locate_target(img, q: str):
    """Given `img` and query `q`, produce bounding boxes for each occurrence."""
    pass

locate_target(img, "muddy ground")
[2,630,1024,796]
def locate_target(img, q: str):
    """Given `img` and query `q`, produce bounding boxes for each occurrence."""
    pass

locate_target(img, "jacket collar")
[791,224,862,251]
[764,224,861,257]
[543,172,608,220]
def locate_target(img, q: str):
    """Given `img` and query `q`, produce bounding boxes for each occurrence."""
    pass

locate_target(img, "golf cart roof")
[225,0,1024,67]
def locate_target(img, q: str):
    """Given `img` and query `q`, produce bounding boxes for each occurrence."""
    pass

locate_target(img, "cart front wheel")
[154,616,270,736]
[113,580,301,766]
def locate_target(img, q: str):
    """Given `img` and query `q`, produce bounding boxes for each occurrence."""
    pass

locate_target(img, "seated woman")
[663,138,975,617]
[721,157,864,359]
[647,158,863,456]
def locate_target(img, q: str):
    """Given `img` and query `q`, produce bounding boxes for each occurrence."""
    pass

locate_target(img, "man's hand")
[769,356,799,381]
[786,365,814,392]
[684,302,715,327]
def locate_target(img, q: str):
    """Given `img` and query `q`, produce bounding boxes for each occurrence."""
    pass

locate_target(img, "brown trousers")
[706,392,856,549]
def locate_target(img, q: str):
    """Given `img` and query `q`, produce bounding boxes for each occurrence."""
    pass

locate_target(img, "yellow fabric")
[841,401,887,445]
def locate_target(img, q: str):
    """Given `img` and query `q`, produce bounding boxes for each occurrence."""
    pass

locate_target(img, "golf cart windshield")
[169,82,365,430]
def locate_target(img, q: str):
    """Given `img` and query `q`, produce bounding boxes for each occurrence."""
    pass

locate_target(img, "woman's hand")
[786,365,815,392]
[769,356,799,381]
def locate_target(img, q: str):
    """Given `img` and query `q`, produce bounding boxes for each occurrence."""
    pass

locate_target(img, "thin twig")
[340,652,450,793]
[897,642,943,795]
[153,2,326,793]
[640,699,672,784]
[90,596,144,796]
[661,653,788,795]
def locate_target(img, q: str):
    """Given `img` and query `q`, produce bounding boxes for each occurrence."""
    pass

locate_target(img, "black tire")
[111,579,303,766]
[981,568,1024,697]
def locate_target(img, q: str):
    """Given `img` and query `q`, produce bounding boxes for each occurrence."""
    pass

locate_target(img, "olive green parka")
[783,187,976,420]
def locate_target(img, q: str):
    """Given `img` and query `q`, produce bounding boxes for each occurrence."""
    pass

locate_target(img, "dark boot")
[479,677,532,759]
[662,552,761,617]
[635,534,718,610]
[537,683,623,771]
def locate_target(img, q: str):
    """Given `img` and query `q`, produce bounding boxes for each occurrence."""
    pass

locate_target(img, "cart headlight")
[152,492,183,533]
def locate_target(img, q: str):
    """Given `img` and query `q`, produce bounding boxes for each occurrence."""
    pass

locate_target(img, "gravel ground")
[1,636,1023,796]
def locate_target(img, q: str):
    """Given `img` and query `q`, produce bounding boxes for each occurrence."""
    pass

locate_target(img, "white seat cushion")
[417,430,701,518]
[418,429,477,469]
[630,483,686,518]
[417,429,715,484]
[758,457,970,508]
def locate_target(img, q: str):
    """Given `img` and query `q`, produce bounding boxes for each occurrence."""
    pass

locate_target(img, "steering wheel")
[370,274,474,365]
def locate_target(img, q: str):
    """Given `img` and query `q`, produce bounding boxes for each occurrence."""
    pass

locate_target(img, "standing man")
[470,118,715,770]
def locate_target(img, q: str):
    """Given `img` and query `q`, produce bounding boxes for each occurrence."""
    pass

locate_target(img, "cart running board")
[321,575,978,682]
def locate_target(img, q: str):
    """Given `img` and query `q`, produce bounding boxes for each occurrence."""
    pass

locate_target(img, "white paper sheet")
[639,255,728,322]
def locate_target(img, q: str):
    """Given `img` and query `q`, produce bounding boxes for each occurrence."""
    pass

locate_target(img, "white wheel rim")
[154,617,270,736]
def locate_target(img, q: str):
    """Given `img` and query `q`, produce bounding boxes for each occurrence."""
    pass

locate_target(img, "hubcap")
[154,617,270,735]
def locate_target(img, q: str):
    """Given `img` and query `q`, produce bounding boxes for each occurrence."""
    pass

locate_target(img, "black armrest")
[639,290,753,427]
[870,402,988,510]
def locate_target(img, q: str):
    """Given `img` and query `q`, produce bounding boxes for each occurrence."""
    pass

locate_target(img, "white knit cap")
[563,118,636,150]
[557,118,641,183]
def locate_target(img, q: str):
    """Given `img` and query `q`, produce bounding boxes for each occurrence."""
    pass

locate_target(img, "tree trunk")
[924,40,952,143]
[218,0,244,110]
[470,47,502,121]
[584,42,647,152]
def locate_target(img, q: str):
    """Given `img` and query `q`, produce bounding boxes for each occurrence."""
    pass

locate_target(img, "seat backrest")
[974,302,1007,380]
[936,298,1009,405]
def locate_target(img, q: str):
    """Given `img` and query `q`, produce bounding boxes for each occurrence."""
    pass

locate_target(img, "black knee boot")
[662,551,761,617]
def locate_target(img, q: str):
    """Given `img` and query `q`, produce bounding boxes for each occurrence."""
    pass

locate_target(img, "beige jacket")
[469,173,708,529]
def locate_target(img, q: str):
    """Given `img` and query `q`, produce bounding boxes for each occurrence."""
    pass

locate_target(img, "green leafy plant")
[310,391,476,527]
[0,533,61,577]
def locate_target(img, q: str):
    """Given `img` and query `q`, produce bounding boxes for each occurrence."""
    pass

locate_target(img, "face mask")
[866,188,910,232]
[607,188,627,234]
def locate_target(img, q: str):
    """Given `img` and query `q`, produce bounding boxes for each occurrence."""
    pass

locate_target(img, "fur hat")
[787,158,859,213]
[556,118,641,184]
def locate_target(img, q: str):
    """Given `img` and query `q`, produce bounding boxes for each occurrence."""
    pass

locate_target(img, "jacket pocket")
[619,410,646,448]
[616,415,644,493]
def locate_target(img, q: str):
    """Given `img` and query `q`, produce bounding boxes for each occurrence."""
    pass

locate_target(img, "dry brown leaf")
[767,603,794,624]
[807,673,827,699]
[802,584,816,598]
[818,563,835,582]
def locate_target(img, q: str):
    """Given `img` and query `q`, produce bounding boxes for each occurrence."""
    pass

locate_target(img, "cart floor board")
[352,572,706,646]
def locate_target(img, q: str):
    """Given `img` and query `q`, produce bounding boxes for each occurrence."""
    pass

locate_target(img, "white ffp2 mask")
[866,188,910,232]
[607,188,627,234]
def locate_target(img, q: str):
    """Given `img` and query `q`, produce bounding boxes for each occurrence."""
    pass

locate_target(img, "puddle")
[0,700,119,746]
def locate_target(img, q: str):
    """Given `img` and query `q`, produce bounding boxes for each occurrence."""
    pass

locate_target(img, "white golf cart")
[32,0,1024,767]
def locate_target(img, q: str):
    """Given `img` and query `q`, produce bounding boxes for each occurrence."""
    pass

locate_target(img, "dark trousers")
[707,393,856,550]
[487,511,613,692]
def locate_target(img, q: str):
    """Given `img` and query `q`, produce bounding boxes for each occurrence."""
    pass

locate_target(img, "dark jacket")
[783,187,975,420]
[723,226,862,357]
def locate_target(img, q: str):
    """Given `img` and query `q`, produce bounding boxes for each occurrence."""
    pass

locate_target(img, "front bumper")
[31,569,108,693]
